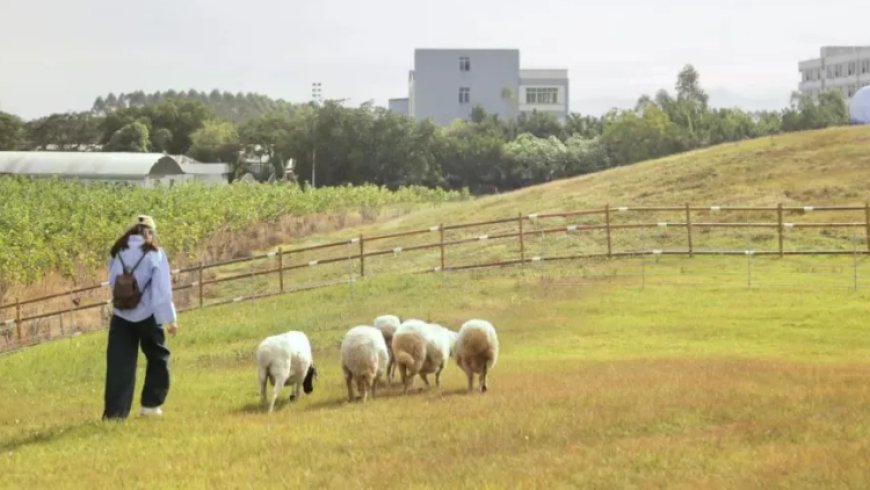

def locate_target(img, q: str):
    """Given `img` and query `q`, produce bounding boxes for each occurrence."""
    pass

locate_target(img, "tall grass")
[0,178,468,285]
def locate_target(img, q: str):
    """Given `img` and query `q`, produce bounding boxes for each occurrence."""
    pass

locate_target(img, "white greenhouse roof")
[0,152,228,178]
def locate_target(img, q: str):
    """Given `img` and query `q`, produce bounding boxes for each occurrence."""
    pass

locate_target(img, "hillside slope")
[380,126,870,230]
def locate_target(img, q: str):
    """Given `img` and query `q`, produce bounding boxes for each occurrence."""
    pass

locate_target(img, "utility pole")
[311,82,322,188]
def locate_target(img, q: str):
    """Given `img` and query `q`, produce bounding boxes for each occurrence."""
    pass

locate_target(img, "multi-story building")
[389,49,569,125]
[798,46,870,100]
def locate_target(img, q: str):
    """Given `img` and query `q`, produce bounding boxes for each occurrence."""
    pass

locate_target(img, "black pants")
[103,315,171,420]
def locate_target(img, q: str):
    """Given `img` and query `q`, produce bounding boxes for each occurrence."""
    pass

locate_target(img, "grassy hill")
[2,127,870,488]
[339,126,870,234]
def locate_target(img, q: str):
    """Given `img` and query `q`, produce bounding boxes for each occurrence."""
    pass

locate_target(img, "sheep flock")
[255,316,499,410]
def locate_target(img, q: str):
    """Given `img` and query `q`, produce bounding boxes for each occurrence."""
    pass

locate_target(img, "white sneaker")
[139,406,163,417]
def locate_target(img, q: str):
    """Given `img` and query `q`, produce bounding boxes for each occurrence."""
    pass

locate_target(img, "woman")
[103,215,179,420]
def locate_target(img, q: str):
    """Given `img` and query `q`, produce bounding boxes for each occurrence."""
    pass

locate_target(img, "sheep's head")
[303,365,318,394]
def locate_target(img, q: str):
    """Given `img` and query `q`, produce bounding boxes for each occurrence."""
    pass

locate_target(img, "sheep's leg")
[480,363,489,393]
[387,356,395,385]
[289,381,301,402]
[370,375,378,400]
[343,366,354,402]
[435,363,444,390]
[357,377,369,403]
[400,365,410,395]
[258,367,268,408]
[270,376,287,413]
[463,362,474,394]
[420,373,430,389]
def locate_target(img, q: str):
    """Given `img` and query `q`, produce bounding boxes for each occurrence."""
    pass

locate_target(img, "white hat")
[134,215,157,231]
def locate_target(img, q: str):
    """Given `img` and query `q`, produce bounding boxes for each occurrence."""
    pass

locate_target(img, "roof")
[181,163,231,175]
[0,152,184,178]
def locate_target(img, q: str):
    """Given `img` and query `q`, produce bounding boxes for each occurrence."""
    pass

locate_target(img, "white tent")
[850,86,870,124]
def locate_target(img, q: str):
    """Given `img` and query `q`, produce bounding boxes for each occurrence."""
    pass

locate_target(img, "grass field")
[2,127,870,488]
[2,257,870,489]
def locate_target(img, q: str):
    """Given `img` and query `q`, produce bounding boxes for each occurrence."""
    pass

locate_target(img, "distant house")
[0,152,231,187]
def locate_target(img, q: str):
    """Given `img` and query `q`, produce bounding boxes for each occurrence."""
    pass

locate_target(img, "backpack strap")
[130,250,150,273]
[117,253,129,273]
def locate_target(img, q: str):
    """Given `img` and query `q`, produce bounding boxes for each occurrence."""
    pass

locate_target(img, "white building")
[0,152,230,187]
[798,46,870,100]
[390,49,569,125]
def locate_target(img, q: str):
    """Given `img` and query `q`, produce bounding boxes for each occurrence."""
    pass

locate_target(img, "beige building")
[799,46,870,100]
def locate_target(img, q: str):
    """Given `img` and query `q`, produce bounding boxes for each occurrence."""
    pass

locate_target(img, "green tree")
[105,121,150,152]
[601,104,682,166]
[26,112,101,150]
[189,120,241,163]
[516,111,563,139]
[503,133,567,186]
[0,111,25,150]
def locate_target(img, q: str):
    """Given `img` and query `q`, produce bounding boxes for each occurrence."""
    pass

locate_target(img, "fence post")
[685,203,693,257]
[518,213,525,264]
[777,203,784,258]
[359,235,365,278]
[278,247,284,293]
[605,204,613,258]
[439,224,446,271]
[865,202,869,253]
[15,298,21,343]
[198,262,204,308]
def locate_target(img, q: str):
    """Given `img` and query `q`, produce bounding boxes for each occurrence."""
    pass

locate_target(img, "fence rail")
[2,202,869,352]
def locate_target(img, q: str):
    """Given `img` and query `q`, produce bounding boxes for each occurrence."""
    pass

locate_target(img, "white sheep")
[392,320,457,394]
[453,319,499,393]
[341,325,389,403]
[373,314,401,384]
[256,331,317,412]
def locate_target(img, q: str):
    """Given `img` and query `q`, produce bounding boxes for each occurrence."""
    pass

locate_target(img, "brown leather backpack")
[112,252,150,310]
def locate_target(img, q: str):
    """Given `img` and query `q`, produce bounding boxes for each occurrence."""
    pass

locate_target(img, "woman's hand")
[167,322,179,336]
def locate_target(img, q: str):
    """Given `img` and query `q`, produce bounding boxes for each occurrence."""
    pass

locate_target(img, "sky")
[0,0,868,120]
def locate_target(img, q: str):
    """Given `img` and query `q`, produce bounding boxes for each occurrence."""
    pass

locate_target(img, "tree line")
[0,65,852,193]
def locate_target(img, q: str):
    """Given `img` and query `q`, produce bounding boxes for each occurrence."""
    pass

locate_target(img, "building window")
[834,64,844,78]
[459,87,470,104]
[862,59,870,74]
[848,62,856,76]
[526,87,559,105]
[459,56,470,72]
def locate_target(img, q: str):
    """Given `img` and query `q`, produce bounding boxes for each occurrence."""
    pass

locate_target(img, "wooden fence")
[2,203,869,352]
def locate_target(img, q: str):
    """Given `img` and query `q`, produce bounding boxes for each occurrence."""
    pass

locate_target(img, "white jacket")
[108,234,177,325]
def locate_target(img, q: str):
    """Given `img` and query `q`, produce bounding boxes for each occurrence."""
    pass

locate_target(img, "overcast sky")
[1,0,867,120]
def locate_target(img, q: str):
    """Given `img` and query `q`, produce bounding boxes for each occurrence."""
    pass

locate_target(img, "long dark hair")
[110,224,159,258]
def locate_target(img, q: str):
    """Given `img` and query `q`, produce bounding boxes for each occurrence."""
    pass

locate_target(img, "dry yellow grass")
[3,260,870,488]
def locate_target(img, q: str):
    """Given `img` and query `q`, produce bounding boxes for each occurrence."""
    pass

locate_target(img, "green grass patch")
[2,258,870,488]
